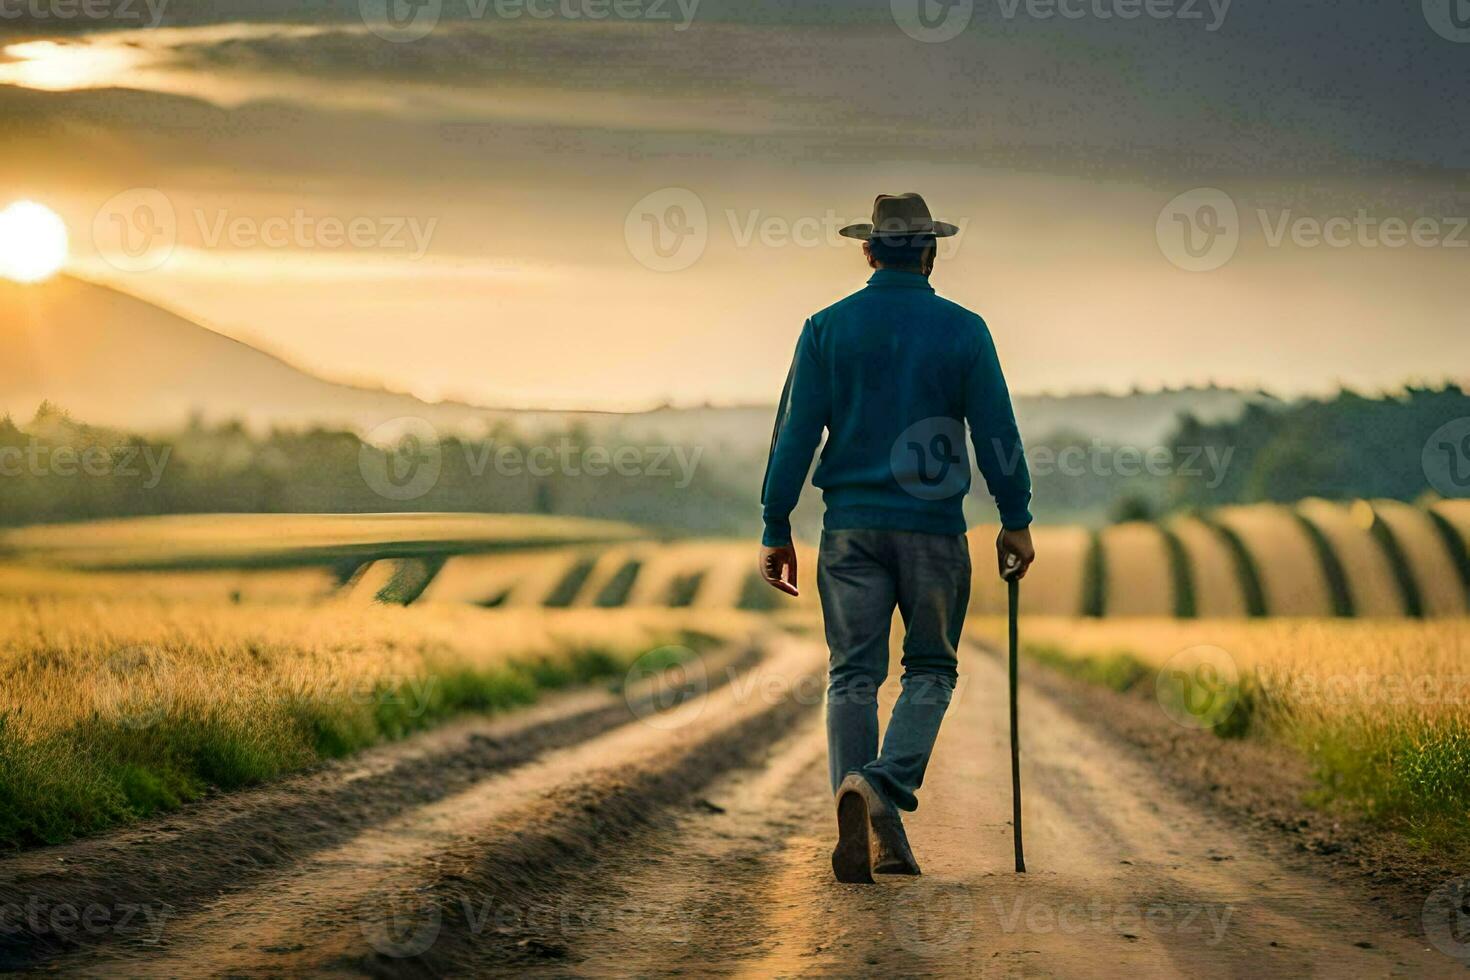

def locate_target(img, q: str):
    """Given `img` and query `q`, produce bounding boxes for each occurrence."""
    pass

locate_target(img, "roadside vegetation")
[978,617,1470,857]
[0,588,751,848]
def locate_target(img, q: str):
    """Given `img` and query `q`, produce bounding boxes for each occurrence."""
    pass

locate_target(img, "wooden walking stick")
[1005,561,1026,873]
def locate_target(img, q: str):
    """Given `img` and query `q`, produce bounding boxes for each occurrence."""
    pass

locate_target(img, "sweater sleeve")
[963,320,1033,530]
[760,320,829,547]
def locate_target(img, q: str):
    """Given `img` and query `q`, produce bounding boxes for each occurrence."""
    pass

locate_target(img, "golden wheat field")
[0,568,759,846]
[2,503,1465,850]
[0,513,642,569]
[973,615,1469,717]
[969,615,1470,849]
[0,596,756,740]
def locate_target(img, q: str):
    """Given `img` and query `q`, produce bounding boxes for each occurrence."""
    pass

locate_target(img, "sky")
[0,0,1466,410]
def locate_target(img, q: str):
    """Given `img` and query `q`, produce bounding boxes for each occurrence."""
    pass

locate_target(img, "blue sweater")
[761,269,1032,547]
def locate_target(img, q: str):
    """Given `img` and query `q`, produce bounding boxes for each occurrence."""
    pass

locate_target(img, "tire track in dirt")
[321,639,1461,979]
[0,644,762,972]
[47,636,825,978]
[20,631,1465,977]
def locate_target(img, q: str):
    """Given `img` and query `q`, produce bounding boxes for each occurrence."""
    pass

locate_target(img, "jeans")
[818,528,971,812]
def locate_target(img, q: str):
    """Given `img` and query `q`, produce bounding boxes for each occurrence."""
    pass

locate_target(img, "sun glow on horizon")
[0,201,70,283]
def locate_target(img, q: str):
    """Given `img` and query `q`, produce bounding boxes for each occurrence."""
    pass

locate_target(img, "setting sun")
[0,201,69,283]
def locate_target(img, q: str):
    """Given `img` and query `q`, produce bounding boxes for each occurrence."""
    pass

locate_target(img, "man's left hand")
[759,544,799,597]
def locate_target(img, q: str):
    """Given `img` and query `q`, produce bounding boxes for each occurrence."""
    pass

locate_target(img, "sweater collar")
[866,269,934,291]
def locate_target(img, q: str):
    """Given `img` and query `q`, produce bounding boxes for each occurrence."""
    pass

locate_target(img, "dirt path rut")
[12,635,1460,978]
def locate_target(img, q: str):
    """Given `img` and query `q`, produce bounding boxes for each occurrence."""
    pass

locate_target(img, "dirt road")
[3,632,1460,977]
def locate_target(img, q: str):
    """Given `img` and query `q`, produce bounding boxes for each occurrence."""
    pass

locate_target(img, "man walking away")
[757,193,1035,884]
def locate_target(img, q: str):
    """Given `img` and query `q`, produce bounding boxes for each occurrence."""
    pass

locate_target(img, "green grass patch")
[593,560,643,608]
[737,570,783,612]
[0,640,672,850]
[1025,642,1257,737]
[1160,527,1197,619]
[1080,532,1105,618]
[1023,642,1151,694]
[1426,509,1470,607]
[542,556,597,607]
[1292,514,1354,618]
[1368,512,1425,618]
[666,570,705,608]
[375,555,448,606]
[1022,634,1469,856]
[1202,517,1267,617]
[1292,713,1470,857]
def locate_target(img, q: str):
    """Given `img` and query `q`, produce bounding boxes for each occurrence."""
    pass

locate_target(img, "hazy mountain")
[1012,388,1281,450]
[2,277,1272,458]
[0,276,610,437]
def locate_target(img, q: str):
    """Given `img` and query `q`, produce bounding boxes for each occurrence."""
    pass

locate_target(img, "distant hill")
[0,276,608,436]
[1013,388,1282,449]
[3,276,1273,457]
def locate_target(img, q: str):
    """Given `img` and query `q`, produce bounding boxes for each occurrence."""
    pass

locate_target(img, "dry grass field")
[973,615,1470,853]
[0,513,642,570]
[2,502,1465,853]
[0,576,756,847]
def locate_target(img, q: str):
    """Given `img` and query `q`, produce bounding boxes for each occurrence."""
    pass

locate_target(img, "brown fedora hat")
[838,192,959,240]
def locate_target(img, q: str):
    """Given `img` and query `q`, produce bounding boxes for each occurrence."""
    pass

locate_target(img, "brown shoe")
[870,808,921,876]
[838,772,922,876]
[831,773,875,884]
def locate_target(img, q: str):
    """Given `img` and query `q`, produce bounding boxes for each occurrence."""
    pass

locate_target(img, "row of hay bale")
[970,499,1470,618]
[359,540,821,612]
[344,500,1468,618]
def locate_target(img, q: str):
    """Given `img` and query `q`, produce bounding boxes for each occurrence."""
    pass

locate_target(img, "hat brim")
[838,221,960,240]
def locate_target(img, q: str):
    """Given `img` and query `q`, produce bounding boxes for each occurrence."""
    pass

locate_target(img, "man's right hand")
[996,527,1036,581]
[759,544,800,597]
